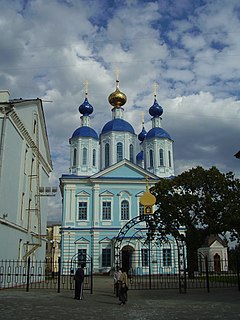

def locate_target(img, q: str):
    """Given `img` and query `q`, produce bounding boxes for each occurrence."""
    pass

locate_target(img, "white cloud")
[0,0,240,220]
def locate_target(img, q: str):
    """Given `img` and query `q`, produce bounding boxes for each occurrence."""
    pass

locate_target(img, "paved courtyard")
[0,276,240,320]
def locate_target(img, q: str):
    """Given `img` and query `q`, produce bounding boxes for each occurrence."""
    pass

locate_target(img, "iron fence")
[0,256,239,293]
[0,257,93,293]
[126,250,240,292]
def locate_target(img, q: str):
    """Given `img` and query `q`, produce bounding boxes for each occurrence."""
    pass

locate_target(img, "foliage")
[151,166,240,243]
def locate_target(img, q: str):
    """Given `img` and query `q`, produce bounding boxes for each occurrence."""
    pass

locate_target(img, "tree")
[151,166,240,274]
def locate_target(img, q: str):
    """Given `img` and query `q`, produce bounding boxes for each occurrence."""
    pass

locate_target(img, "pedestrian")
[74,263,84,300]
[113,266,122,297]
[119,268,128,305]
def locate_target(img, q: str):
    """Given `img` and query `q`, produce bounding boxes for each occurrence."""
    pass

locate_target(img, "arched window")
[117,142,123,162]
[159,148,164,166]
[121,200,129,220]
[129,144,134,162]
[73,148,77,166]
[82,147,87,165]
[149,149,154,168]
[105,143,110,168]
[92,149,96,167]
[168,150,171,167]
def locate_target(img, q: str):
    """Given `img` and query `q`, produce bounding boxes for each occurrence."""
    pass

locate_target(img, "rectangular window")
[78,249,87,266]
[141,248,149,267]
[163,248,172,267]
[168,150,172,167]
[102,248,111,267]
[102,201,111,220]
[139,203,144,215]
[121,200,129,220]
[159,149,164,166]
[78,202,87,220]
[82,148,87,165]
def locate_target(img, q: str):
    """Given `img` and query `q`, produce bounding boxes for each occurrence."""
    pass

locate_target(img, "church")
[60,78,179,274]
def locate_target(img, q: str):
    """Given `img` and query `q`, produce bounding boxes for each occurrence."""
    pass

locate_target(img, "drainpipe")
[0,109,7,183]
[0,90,11,184]
[0,103,12,181]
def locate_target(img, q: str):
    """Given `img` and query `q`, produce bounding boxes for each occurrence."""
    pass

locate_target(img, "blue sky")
[1,0,240,220]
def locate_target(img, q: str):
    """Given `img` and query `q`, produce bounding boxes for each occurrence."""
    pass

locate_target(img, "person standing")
[113,266,122,297]
[119,269,128,305]
[74,263,84,300]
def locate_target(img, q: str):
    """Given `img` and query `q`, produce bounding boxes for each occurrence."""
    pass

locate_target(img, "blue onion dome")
[71,126,98,139]
[145,127,171,140]
[136,150,144,162]
[138,127,147,142]
[101,118,135,135]
[149,98,163,117]
[78,97,93,116]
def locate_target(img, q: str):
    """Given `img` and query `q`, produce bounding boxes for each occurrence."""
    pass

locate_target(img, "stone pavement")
[0,276,240,320]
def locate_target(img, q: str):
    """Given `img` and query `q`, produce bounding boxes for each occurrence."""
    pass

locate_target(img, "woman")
[119,269,128,305]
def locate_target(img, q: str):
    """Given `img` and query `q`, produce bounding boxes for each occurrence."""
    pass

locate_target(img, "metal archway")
[114,214,187,293]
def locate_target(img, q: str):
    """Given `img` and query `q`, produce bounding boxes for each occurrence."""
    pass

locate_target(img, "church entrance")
[121,245,134,273]
[214,253,221,273]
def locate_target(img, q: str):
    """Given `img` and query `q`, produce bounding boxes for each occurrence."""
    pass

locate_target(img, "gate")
[114,214,187,293]
[68,252,93,293]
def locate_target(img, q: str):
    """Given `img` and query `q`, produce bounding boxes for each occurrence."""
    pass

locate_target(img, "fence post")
[26,257,30,292]
[57,257,61,293]
[205,256,210,293]
[90,256,93,294]
[148,245,152,290]
[236,257,240,291]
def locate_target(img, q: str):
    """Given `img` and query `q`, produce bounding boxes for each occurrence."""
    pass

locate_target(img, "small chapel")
[60,77,179,274]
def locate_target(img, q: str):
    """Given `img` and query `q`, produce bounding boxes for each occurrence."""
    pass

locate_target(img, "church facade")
[60,79,178,274]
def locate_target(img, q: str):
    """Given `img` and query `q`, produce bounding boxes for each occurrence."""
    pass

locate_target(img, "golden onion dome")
[140,176,156,206]
[140,190,156,206]
[108,80,127,108]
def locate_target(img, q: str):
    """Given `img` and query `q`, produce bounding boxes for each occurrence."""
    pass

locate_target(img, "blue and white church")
[60,78,178,274]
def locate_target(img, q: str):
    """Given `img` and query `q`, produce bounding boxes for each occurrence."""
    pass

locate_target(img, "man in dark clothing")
[74,264,84,300]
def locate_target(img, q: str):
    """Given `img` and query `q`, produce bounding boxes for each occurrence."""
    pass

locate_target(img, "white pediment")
[91,159,159,180]
[76,190,90,197]
[99,237,112,243]
[99,190,114,197]
[74,237,90,244]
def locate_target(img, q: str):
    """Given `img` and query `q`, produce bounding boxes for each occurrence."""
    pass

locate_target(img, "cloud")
[0,0,239,221]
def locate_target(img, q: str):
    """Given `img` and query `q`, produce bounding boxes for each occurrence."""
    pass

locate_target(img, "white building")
[0,90,53,261]
[198,234,228,272]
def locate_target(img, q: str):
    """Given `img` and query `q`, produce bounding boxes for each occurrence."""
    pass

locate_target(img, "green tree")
[151,166,240,274]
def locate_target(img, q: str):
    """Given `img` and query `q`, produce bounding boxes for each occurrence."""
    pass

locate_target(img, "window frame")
[129,144,134,162]
[101,248,111,268]
[149,149,154,168]
[121,200,129,220]
[141,248,149,267]
[78,201,88,220]
[82,147,88,165]
[163,248,172,267]
[78,248,87,267]
[168,150,172,167]
[117,142,123,162]
[102,201,112,220]
[92,149,96,167]
[105,143,110,168]
[159,148,164,166]
[73,148,77,166]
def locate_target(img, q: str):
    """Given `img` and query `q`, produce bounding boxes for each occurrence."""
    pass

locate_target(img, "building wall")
[0,93,52,261]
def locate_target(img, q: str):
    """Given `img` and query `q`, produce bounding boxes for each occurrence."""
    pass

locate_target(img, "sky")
[1,0,240,221]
